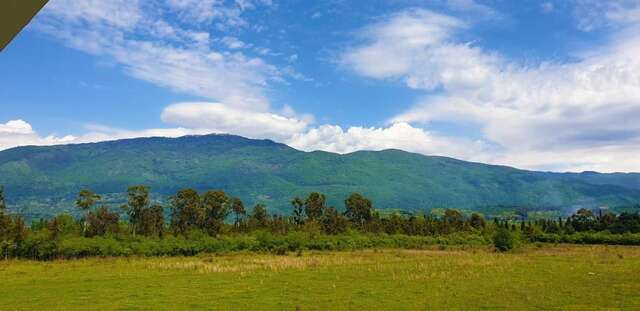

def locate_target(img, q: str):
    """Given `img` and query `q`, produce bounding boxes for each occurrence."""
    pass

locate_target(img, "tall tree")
[469,213,485,230]
[322,206,348,234]
[202,190,229,235]
[122,185,150,236]
[344,193,373,228]
[304,192,326,221]
[230,197,246,229]
[251,203,269,228]
[291,197,305,226]
[568,208,597,232]
[75,188,101,211]
[75,188,101,235]
[444,209,464,232]
[137,203,164,237]
[0,186,6,212]
[170,188,203,234]
[86,206,120,237]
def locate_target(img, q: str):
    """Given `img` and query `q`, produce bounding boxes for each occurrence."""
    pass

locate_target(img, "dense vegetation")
[2,186,640,260]
[1,134,640,219]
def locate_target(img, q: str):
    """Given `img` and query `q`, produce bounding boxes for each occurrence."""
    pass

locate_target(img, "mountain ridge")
[1,134,639,219]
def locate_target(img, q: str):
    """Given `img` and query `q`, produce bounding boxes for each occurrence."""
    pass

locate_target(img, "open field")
[1,245,640,310]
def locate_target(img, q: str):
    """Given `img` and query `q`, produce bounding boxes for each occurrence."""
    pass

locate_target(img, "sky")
[1,0,640,173]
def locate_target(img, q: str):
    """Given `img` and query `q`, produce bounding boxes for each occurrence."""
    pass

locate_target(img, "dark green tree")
[568,208,597,232]
[469,213,485,230]
[303,192,327,222]
[47,216,64,239]
[611,212,640,233]
[384,213,404,234]
[443,209,464,233]
[344,193,373,228]
[493,227,514,252]
[137,203,164,237]
[11,216,27,243]
[0,186,6,213]
[46,213,80,239]
[170,188,203,234]
[86,206,120,237]
[291,197,305,226]
[230,197,246,229]
[322,206,348,234]
[270,215,289,235]
[122,186,150,236]
[202,190,229,235]
[251,203,269,228]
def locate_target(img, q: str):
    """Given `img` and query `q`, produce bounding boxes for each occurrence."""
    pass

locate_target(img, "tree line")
[2,185,640,259]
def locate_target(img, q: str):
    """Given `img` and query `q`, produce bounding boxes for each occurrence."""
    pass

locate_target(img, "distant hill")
[1,134,639,219]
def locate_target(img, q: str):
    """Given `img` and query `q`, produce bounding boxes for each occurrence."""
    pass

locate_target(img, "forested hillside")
[0,134,639,219]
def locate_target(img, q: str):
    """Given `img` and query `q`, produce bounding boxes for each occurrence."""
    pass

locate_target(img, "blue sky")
[2,0,640,173]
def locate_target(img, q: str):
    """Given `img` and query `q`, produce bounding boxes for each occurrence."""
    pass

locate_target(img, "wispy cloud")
[443,0,503,20]
[166,0,272,30]
[341,8,640,172]
[541,2,554,13]
[573,0,640,32]
[35,0,280,110]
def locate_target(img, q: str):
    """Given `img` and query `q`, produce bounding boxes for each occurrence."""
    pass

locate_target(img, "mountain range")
[1,134,639,219]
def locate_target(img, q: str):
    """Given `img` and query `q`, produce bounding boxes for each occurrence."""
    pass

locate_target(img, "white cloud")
[35,0,280,110]
[0,120,76,150]
[0,120,218,151]
[220,36,247,49]
[79,124,211,142]
[341,8,640,172]
[0,105,306,150]
[42,0,142,29]
[255,47,272,55]
[573,0,640,32]
[161,102,310,140]
[166,0,270,29]
[0,120,34,135]
[444,0,502,20]
[287,122,487,160]
[342,10,469,82]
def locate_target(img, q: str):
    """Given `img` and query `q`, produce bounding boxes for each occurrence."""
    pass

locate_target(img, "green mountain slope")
[1,134,639,218]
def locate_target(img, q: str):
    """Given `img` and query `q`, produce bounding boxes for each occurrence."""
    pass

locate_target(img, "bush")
[14,226,640,260]
[493,228,514,252]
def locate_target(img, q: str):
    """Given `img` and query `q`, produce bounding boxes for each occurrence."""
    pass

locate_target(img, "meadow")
[1,245,639,310]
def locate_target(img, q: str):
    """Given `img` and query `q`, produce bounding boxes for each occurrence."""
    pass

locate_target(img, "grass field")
[1,245,639,310]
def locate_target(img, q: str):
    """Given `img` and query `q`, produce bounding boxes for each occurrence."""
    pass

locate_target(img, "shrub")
[493,228,514,252]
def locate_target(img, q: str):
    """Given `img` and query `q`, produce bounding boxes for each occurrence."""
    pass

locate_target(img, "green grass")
[1,245,640,310]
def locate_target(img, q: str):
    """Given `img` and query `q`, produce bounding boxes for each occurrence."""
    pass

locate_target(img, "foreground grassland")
[1,245,639,310]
